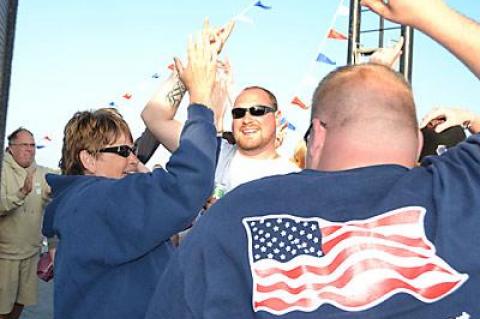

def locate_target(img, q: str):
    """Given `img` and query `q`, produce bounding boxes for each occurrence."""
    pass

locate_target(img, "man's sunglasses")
[231,105,275,119]
[99,145,136,158]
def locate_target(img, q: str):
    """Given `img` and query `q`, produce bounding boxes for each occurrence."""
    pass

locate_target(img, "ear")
[416,128,424,162]
[79,150,97,175]
[305,119,327,169]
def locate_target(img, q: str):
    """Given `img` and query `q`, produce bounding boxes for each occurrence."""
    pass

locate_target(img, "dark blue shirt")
[146,134,480,319]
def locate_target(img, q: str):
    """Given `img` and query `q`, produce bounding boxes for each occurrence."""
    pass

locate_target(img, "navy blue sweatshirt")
[146,134,480,319]
[43,104,216,319]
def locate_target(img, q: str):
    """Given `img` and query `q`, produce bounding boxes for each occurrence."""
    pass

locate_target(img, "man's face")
[93,133,138,179]
[232,88,277,156]
[8,131,36,168]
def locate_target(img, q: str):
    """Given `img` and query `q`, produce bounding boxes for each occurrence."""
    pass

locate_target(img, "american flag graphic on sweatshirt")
[242,207,468,315]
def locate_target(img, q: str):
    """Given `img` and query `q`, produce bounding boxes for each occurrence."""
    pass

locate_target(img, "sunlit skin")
[232,88,277,159]
[8,131,36,168]
[88,134,139,179]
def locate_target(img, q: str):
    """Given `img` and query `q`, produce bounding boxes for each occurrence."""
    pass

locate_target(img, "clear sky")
[5,0,480,168]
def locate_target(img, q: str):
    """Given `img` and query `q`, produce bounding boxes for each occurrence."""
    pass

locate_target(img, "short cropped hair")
[311,63,417,130]
[241,86,278,111]
[7,127,34,144]
[60,108,132,175]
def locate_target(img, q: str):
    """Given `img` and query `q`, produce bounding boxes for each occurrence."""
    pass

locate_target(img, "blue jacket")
[43,104,216,319]
[146,134,480,319]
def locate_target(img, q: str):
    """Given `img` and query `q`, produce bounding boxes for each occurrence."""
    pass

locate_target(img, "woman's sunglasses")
[99,145,136,158]
[231,105,275,119]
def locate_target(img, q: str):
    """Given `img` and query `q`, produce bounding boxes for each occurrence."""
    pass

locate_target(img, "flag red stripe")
[256,259,452,294]
[346,209,422,229]
[254,297,312,312]
[255,243,430,279]
[322,230,431,253]
[255,280,461,312]
[317,279,461,308]
[320,209,422,237]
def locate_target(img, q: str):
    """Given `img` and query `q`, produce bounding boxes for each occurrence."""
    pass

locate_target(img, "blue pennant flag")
[254,1,272,10]
[109,101,116,107]
[151,73,160,79]
[36,145,46,149]
[316,52,336,65]
[287,122,296,131]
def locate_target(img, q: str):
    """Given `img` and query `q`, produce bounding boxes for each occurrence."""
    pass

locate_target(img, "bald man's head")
[307,64,421,170]
[311,64,417,135]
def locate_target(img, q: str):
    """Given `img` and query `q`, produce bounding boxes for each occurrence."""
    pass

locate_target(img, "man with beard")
[140,82,299,202]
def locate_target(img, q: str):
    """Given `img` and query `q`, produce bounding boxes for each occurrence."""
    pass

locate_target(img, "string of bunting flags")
[56,0,350,151]
[290,0,349,113]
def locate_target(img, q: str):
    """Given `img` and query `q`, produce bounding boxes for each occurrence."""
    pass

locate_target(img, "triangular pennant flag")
[328,28,347,40]
[316,52,336,65]
[122,92,133,100]
[254,1,272,10]
[36,145,46,149]
[109,101,116,107]
[337,4,350,16]
[287,122,296,131]
[151,73,160,79]
[43,135,52,142]
[291,96,308,110]
[167,63,174,71]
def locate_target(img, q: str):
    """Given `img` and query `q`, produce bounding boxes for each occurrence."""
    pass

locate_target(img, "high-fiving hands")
[174,20,219,107]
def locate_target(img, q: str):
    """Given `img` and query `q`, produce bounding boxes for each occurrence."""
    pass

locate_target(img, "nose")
[241,110,254,123]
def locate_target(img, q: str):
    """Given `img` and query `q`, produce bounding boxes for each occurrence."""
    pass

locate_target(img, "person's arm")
[361,0,480,79]
[420,107,480,134]
[91,22,220,264]
[140,72,186,153]
[141,20,235,154]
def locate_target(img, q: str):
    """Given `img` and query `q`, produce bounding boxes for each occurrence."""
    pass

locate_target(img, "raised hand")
[369,36,404,68]
[420,107,480,133]
[360,0,448,29]
[174,21,218,107]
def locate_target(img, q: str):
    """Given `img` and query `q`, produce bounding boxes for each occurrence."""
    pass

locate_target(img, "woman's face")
[93,133,138,179]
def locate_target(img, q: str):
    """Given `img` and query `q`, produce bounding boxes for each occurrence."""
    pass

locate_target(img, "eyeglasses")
[9,143,36,148]
[231,105,275,119]
[98,145,136,158]
[303,120,327,144]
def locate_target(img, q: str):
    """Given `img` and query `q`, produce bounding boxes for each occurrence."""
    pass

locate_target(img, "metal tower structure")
[0,0,19,170]
[346,0,414,82]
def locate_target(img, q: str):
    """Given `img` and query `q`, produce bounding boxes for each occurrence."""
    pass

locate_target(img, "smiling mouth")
[241,127,260,135]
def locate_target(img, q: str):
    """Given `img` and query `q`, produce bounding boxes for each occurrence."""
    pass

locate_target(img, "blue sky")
[6,0,480,168]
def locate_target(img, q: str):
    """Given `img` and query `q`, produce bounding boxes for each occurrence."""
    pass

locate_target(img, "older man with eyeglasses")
[0,127,56,319]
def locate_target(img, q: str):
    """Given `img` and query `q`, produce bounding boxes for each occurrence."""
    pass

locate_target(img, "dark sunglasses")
[303,120,327,144]
[99,145,136,158]
[231,105,275,119]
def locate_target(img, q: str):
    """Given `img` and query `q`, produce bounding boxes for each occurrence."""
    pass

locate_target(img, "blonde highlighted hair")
[60,108,132,175]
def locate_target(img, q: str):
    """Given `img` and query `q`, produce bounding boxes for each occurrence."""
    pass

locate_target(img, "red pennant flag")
[328,28,347,40]
[168,63,174,71]
[291,96,308,110]
[122,92,132,100]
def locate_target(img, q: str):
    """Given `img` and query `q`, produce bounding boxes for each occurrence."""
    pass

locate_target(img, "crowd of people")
[1,0,480,318]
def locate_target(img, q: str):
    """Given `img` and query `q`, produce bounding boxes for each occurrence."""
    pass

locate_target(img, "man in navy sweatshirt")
[42,25,221,319]
[146,0,480,318]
